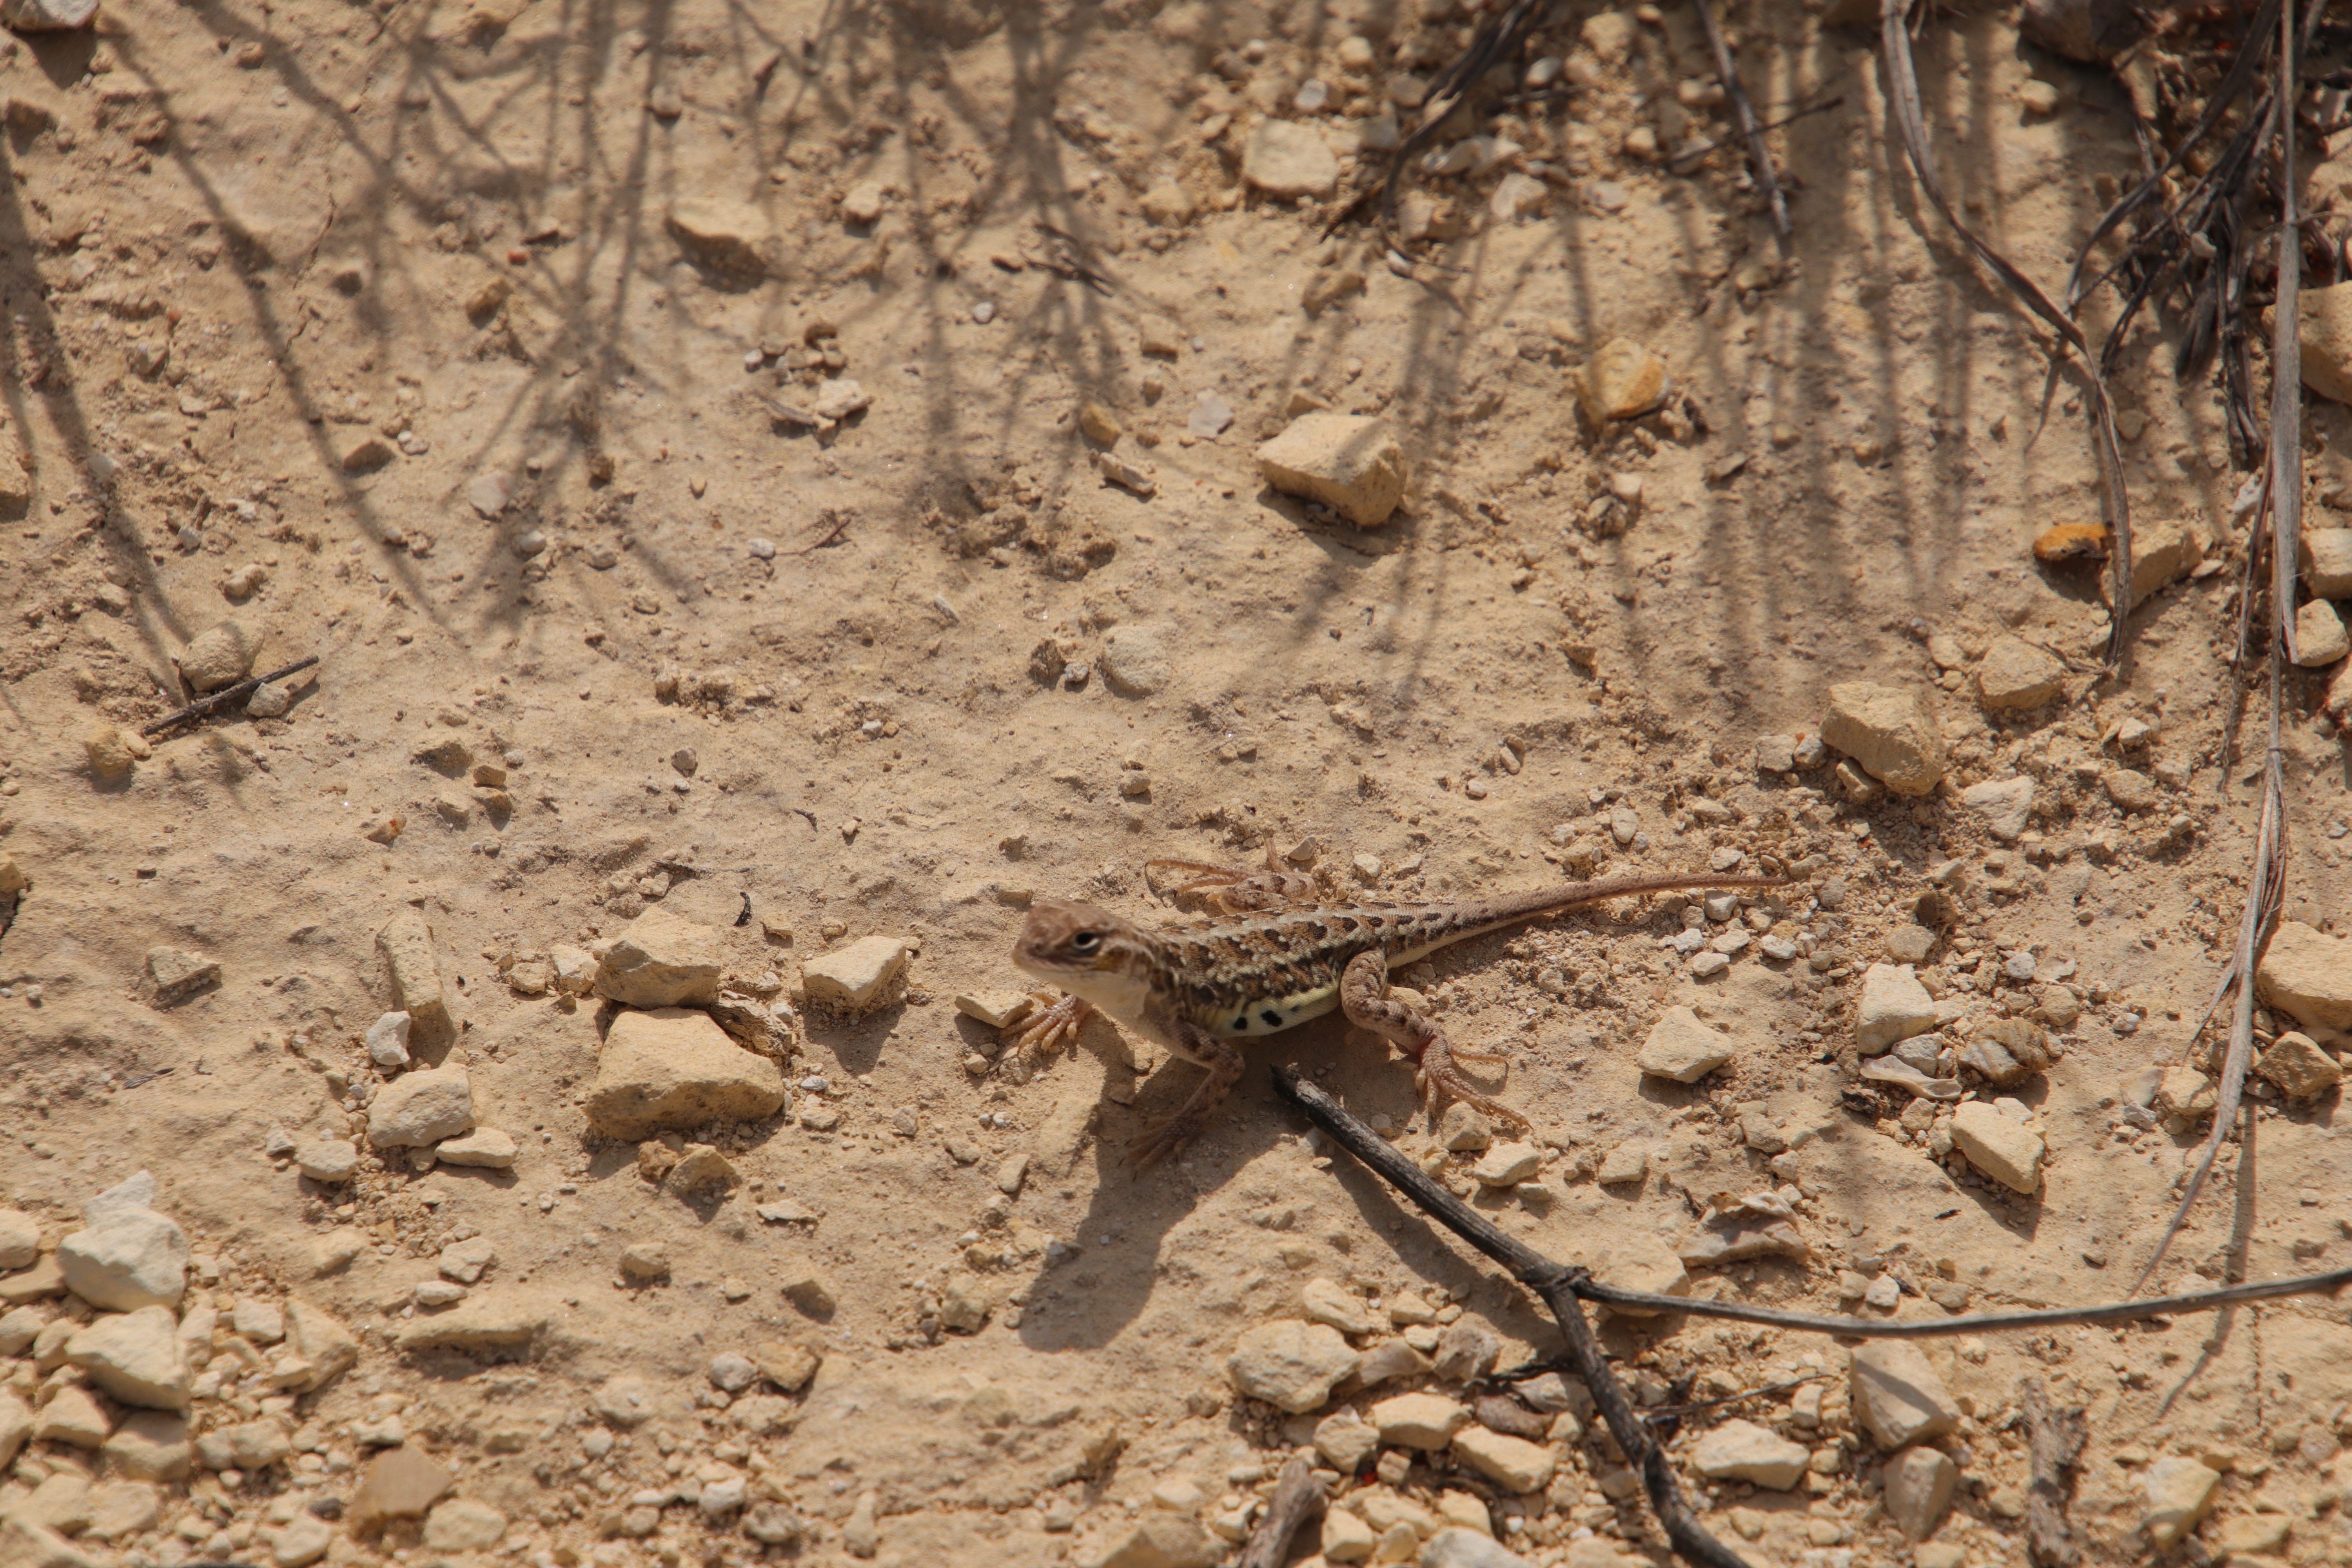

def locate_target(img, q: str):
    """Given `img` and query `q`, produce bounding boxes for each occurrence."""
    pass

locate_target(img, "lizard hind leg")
[1338,949,1532,1132]
[1123,1018,1245,1168]
[1145,852,1318,915]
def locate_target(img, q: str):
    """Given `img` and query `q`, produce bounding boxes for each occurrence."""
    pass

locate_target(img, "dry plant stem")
[1274,1067,2352,1333]
[2020,1377,2087,1568]
[141,656,319,737]
[1273,1066,1759,1568]
[1238,1454,1324,1568]
[1877,0,2135,664]
[2132,16,2301,1291]
[1370,0,1544,251]
[1690,0,1789,238]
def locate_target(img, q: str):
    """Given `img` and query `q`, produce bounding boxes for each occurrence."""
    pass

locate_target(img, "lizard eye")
[1070,931,1101,952]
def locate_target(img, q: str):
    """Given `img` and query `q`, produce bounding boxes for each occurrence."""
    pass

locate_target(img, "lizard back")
[1158,900,1484,1038]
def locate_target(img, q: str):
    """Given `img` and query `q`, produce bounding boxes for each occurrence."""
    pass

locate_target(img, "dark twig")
[1667,97,1845,167]
[1877,0,2135,663]
[1274,1067,1754,1568]
[780,511,854,557]
[141,657,319,738]
[2021,1377,2087,1568]
[1691,0,1789,236]
[1238,1454,1324,1568]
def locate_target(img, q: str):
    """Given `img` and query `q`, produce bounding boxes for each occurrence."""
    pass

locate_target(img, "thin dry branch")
[1238,1454,1324,1568]
[2021,1377,2087,1568]
[1877,0,2136,664]
[1690,0,1790,238]
[141,656,319,737]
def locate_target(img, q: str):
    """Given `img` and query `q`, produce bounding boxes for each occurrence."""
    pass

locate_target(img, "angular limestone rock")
[1821,682,1945,796]
[2258,921,2352,1034]
[1241,120,1339,199]
[586,1007,788,1140]
[799,935,910,1010]
[376,909,453,1047]
[595,907,724,1007]
[1226,1319,1356,1414]
[1636,1006,1733,1083]
[1255,412,1408,528]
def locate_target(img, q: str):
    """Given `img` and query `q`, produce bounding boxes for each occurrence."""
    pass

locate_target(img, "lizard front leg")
[1125,1015,1245,1167]
[1005,991,1094,1058]
[1339,949,1531,1132]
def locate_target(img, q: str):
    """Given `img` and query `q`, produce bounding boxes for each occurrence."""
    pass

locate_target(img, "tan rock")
[1884,1445,1958,1540]
[2296,599,2350,668]
[756,1338,822,1392]
[348,1446,455,1532]
[800,935,911,1010]
[0,1390,31,1469]
[1975,635,2065,710]
[1950,1101,2044,1193]
[65,1305,187,1409]
[1255,412,1408,528]
[595,906,724,1007]
[1850,1342,1959,1449]
[1692,1419,1808,1489]
[2104,516,2203,611]
[2258,921,2352,1033]
[1586,1232,1691,1318]
[100,1410,190,1480]
[2303,528,2352,597]
[176,619,257,692]
[376,909,453,1047]
[1314,1408,1380,1471]
[586,1007,788,1138]
[33,1385,111,1447]
[2141,1455,2221,1549]
[1959,1018,2057,1086]
[1577,338,1668,424]
[83,1479,160,1541]
[284,1299,359,1392]
[1449,1425,1555,1493]
[1227,1319,1356,1413]
[2256,1032,2342,1102]
[2300,281,2352,405]
[1636,1006,1733,1082]
[393,1292,544,1351]
[1241,120,1339,199]
[666,197,772,271]
[1821,682,1945,796]
[85,725,138,782]
[1372,1392,1469,1449]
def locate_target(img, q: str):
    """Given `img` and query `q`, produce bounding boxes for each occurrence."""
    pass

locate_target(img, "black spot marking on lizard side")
[1233,1014,1249,1032]
[1260,1008,1283,1027]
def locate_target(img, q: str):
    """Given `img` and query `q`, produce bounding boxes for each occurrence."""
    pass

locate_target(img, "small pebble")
[742,349,764,372]
[972,300,996,324]
[800,1076,830,1093]
[748,537,777,560]
[708,1352,759,1393]
[1294,79,1329,112]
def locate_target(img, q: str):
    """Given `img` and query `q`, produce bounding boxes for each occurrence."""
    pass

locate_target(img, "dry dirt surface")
[5,0,2352,1566]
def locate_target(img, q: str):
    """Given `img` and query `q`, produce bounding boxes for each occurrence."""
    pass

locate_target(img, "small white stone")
[365,1011,412,1070]
[1691,1419,1809,1490]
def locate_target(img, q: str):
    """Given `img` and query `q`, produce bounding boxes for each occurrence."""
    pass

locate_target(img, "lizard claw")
[1416,1039,1533,1133]
[1125,1111,1207,1168]
[1006,991,1092,1058]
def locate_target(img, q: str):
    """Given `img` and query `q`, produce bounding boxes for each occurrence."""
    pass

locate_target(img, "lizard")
[1007,858,1790,1165]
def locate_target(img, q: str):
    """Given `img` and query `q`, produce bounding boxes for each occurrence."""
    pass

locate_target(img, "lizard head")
[1012,901,1144,982]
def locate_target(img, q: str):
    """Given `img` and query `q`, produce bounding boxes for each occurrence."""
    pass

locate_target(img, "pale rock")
[268,1513,334,1568]
[1353,1338,1433,1387]
[1959,1017,2057,1086]
[595,906,724,1006]
[0,1209,37,1270]
[144,947,216,1004]
[1421,1528,1536,1568]
[1322,1506,1377,1563]
[439,1236,497,1285]
[366,1060,474,1147]
[1438,1103,1494,1151]
[197,1416,292,1470]
[296,1140,358,1183]
[58,1209,187,1310]
[1961,776,2036,842]
[2105,768,2158,812]
[1315,1408,1381,1471]
[839,180,886,225]
[1256,412,1408,528]
[245,680,292,717]
[19,1473,91,1534]
[423,1497,508,1550]
[2215,1514,2292,1556]
[666,197,773,270]
[83,1479,160,1541]
[1883,1445,1958,1540]
[800,935,910,1009]
[1099,622,1174,696]
[1950,1101,2044,1193]
[309,1228,367,1276]
[2304,528,2352,597]
[394,1291,543,1350]
[1856,964,1938,1054]
[699,1476,747,1517]
[2141,1455,2222,1548]
[755,1338,822,1392]
[1850,1342,1960,1449]
[2109,516,2203,610]
[1449,1426,1555,1493]
[1470,1142,1542,1186]
[1489,171,1547,220]
[1586,1232,1691,1316]
[586,1007,787,1138]
[1975,635,2065,710]
[0,1518,100,1568]
[1821,682,1946,796]
[1242,120,1339,198]
[844,1490,879,1557]
[2300,281,2352,405]
[1577,338,1668,424]
[102,1410,191,1481]
[1227,1319,1358,1413]
[348,1445,456,1530]
[1374,1392,1470,1448]
[1691,1419,1809,1490]
[33,1385,111,1447]
[0,1391,31,1468]
[1637,1006,1733,1082]
[1302,1278,1379,1336]
[176,619,257,692]
[283,1299,359,1390]
[938,1270,998,1333]
[0,1305,41,1355]
[66,1305,187,1409]
[1082,1513,1217,1568]
[365,1011,412,1069]
[1139,183,1194,227]
[436,1127,519,1167]
[86,725,138,782]
[376,910,454,1046]
[2297,599,2350,668]
[549,944,597,995]
[1434,1319,1499,1380]
[2256,1032,2342,1101]
[1596,1142,1650,1186]
[2258,921,2352,1033]
[414,1280,466,1307]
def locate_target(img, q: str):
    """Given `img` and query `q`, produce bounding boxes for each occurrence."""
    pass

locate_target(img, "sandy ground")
[4,0,2352,1565]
